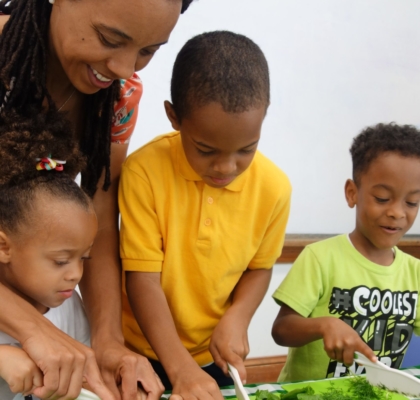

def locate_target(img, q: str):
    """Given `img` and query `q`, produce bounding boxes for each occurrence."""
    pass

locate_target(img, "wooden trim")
[244,355,287,384]
[276,234,420,263]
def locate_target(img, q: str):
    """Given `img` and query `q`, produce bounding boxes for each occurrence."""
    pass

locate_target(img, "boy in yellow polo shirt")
[119,31,291,399]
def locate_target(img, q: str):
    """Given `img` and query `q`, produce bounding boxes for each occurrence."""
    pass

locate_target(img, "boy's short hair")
[350,122,420,184]
[170,30,270,120]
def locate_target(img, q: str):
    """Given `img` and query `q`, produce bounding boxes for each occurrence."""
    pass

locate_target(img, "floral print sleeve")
[111,73,143,144]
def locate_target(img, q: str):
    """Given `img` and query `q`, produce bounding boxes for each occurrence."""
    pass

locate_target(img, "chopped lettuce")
[253,376,399,400]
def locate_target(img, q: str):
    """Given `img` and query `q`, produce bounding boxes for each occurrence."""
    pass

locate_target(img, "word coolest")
[330,286,418,319]
[326,286,418,377]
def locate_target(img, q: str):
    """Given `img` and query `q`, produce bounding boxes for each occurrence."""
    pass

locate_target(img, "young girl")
[0,111,97,400]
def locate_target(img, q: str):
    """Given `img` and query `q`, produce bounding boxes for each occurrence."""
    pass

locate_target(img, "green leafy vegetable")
[347,376,391,399]
[280,387,315,399]
[296,394,322,400]
[317,384,353,400]
[254,389,281,400]
[254,387,316,400]
[254,376,398,400]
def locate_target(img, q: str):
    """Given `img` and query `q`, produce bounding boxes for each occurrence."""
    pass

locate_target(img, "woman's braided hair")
[0,0,121,197]
[0,0,193,197]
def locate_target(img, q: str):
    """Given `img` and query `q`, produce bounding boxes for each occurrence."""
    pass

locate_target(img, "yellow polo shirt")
[119,132,291,365]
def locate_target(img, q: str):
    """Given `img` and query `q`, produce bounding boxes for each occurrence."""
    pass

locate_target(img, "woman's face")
[49,0,181,94]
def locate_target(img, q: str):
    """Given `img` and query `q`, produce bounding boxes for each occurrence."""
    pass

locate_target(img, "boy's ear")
[164,101,181,131]
[0,231,12,263]
[345,179,358,208]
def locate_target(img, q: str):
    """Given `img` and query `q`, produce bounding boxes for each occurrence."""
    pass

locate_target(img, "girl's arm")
[79,143,163,400]
[126,271,224,400]
[0,345,43,396]
[272,303,377,366]
[209,268,272,383]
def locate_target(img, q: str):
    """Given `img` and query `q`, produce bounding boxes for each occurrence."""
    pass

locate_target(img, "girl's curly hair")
[0,110,91,236]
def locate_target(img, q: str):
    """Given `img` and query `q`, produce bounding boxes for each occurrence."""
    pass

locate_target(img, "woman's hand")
[95,339,164,400]
[21,319,115,400]
[0,279,115,400]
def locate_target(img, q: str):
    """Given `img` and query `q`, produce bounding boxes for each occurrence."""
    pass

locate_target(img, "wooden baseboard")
[244,355,287,384]
[277,234,420,263]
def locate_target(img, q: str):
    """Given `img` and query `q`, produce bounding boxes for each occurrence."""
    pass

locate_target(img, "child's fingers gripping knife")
[209,320,249,381]
[322,318,377,367]
[213,347,247,383]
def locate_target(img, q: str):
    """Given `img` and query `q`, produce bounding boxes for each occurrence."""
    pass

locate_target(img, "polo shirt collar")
[176,133,202,181]
[176,132,249,192]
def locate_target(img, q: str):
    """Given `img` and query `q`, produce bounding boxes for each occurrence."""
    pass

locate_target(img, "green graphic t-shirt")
[272,234,420,382]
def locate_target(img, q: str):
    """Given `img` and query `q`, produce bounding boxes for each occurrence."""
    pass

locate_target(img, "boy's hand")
[209,313,249,383]
[0,345,43,396]
[272,304,377,367]
[171,363,223,400]
[320,318,377,366]
[125,272,222,400]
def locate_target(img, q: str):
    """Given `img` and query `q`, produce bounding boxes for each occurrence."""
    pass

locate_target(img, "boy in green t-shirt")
[272,123,420,382]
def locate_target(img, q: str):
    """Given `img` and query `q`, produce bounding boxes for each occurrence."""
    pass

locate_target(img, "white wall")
[127,0,420,357]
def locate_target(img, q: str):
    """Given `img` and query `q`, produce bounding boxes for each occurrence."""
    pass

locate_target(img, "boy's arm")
[0,345,43,396]
[126,271,224,400]
[272,303,377,366]
[209,268,273,383]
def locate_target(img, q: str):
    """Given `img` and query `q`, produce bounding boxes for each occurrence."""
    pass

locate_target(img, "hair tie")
[0,77,16,112]
[36,156,66,171]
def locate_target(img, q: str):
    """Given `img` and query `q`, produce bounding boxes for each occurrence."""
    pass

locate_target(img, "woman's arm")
[0,283,113,399]
[209,268,272,382]
[79,143,163,400]
[0,15,9,32]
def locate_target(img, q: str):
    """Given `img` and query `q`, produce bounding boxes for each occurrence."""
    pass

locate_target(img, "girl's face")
[0,195,98,314]
[49,0,181,93]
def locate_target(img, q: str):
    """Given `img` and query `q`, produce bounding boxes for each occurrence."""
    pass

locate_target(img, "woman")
[0,0,192,399]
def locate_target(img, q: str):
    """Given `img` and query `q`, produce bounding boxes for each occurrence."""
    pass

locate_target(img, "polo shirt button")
[204,218,212,226]
[207,197,214,204]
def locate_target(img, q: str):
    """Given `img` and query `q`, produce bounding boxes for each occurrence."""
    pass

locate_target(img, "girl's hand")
[0,345,43,396]
[209,313,249,383]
